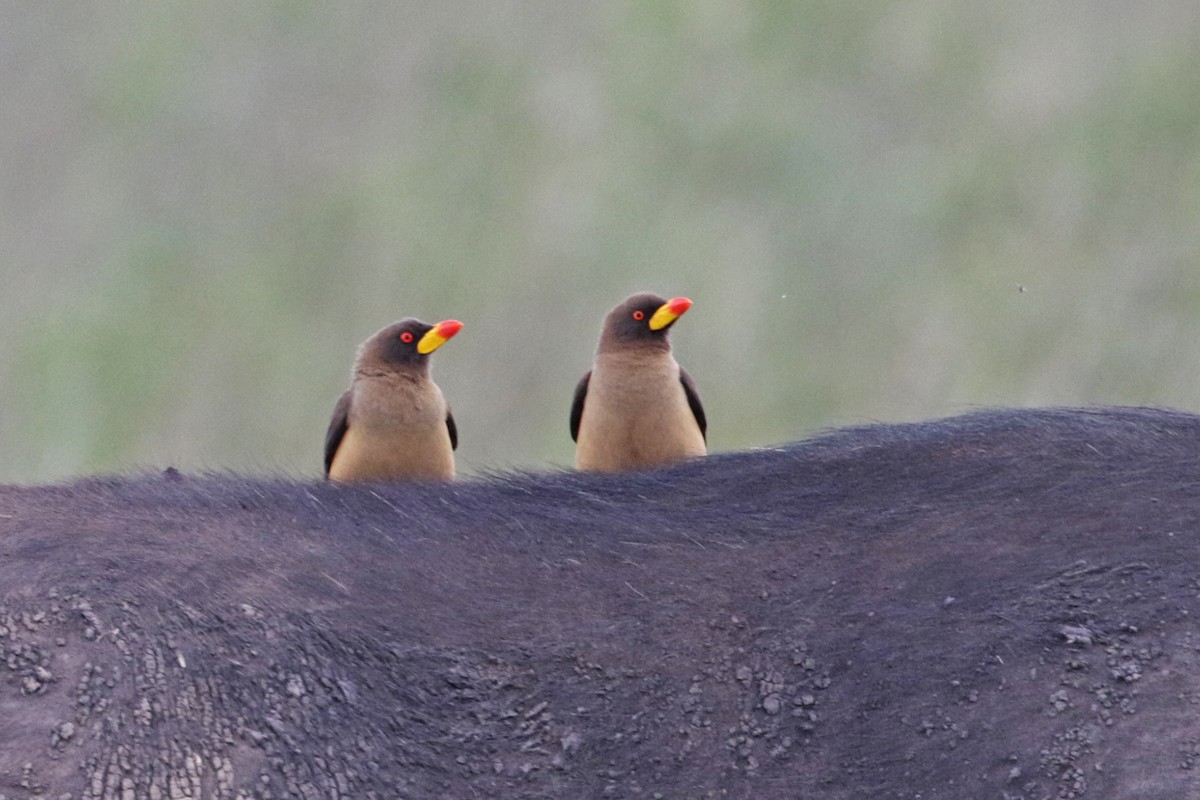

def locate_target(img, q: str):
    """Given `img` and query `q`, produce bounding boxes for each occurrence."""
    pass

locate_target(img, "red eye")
[632,310,645,321]
[400,331,414,343]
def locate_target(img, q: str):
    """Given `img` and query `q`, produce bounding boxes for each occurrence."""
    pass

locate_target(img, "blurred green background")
[3,2,1200,484]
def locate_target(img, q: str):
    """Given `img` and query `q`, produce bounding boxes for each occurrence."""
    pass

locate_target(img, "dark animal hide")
[2,406,1199,798]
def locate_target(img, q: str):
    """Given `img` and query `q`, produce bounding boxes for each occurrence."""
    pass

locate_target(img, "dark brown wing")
[680,368,707,442]
[446,407,458,451]
[323,390,351,478]
[569,370,591,443]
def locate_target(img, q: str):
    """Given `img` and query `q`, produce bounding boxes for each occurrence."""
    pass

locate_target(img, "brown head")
[354,318,464,377]
[596,293,693,354]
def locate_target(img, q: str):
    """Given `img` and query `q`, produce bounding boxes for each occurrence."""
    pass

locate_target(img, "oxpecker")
[570,293,706,472]
[325,318,463,482]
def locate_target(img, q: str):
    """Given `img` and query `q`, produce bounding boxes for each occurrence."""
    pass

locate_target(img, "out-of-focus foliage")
[2,2,1199,483]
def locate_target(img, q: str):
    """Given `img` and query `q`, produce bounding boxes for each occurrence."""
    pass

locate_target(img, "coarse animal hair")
[2,405,1199,798]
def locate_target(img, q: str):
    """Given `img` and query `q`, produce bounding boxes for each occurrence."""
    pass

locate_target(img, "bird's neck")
[355,363,429,383]
[594,347,677,372]
[596,337,671,357]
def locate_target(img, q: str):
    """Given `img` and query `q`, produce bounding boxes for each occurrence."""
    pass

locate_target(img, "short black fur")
[7,405,1200,798]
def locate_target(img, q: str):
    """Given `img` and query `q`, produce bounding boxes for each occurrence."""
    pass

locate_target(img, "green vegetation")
[2,2,1199,482]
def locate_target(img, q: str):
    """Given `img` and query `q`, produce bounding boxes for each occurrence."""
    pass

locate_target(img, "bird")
[324,318,463,482]
[570,293,706,472]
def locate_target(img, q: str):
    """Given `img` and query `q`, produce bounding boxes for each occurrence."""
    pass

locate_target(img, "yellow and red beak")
[417,319,464,354]
[648,296,692,331]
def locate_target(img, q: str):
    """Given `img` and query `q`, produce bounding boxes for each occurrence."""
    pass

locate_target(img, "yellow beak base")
[417,320,463,354]
[648,297,692,331]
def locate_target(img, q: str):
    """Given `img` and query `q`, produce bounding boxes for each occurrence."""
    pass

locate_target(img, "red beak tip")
[439,320,464,337]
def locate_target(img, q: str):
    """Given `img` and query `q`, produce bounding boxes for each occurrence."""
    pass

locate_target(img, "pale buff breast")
[328,374,455,481]
[575,351,706,472]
